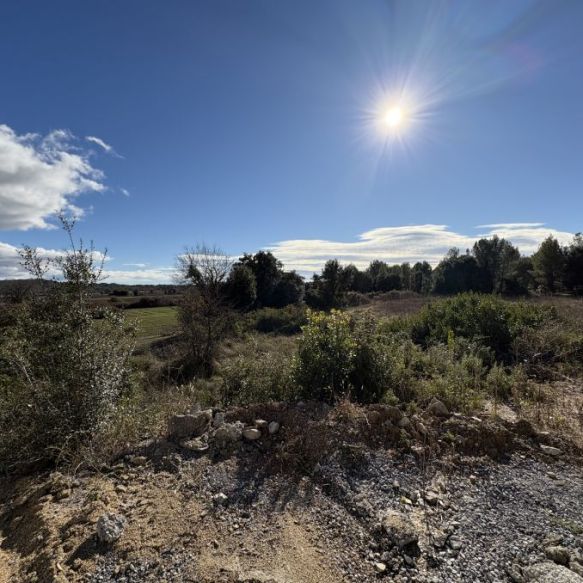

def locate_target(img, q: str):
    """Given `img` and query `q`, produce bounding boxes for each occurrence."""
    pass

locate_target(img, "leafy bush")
[289,305,548,411]
[292,310,357,402]
[0,221,135,472]
[348,316,397,403]
[410,293,556,362]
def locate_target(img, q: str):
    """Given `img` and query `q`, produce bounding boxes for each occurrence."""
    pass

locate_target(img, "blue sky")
[0,0,581,282]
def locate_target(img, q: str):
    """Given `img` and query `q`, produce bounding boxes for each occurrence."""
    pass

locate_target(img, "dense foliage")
[0,221,135,472]
[299,233,583,311]
[409,293,556,362]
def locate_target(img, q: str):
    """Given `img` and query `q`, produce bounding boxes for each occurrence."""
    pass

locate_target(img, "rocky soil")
[1,400,583,583]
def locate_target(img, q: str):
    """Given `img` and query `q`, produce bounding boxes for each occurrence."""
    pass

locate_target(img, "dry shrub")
[0,221,135,473]
[513,321,583,379]
[515,380,583,450]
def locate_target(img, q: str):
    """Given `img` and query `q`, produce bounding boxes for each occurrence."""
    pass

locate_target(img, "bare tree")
[176,245,233,377]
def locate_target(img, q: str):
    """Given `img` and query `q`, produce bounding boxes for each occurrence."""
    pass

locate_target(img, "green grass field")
[125,306,179,346]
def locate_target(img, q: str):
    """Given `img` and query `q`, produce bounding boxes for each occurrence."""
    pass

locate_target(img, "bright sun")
[383,106,404,129]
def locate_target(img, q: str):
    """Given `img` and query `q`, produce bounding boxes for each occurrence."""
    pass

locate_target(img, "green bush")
[1,297,135,473]
[292,310,356,402]
[0,222,135,472]
[343,291,370,307]
[291,311,420,404]
[410,293,556,362]
[416,344,485,411]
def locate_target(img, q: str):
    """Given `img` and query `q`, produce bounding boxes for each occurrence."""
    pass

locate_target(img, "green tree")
[400,262,412,291]
[351,268,373,293]
[366,260,389,291]
[411,261,433,294]
[472,236,520,294]
[339,264,360,291]
[271,271,305,307]
[504,256,534,295]
[564,233,583,294]
[239,251,282,307]
[532,236,565,293]
[319,259,344,308]
[226,264,256,310]
[432,249,483,294]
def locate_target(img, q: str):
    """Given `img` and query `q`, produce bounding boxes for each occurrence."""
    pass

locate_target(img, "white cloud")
[85,135,113,153]
[101,268,176,285]
[0,124,107,230]
[0,241,173,284]
[120,188,131,197]
[85,136,123,159]
[0,241,63,279]
[0,240,109,279]
[269,224,575,275]
[0,223,575,284]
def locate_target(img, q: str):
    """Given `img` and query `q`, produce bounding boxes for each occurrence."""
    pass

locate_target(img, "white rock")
[540,445,562,456]
[374,562,387,573]
[268,421,280,435]
[212,493,228,506]
[180,438,209,452]
[381,509,420,550]
[523,561,583,582]
[255,419,269,430]
[213,411,225,428]
[243,427,262,441]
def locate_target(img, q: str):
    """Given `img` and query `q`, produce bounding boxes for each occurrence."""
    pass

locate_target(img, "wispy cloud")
[85,135,123,158]
[268,223,575,275]
[0,125,106,230]
[85,135,113,152]
[120,188,131,197]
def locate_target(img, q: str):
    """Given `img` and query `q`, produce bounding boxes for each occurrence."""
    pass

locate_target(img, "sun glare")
[363,88,422,151]
[384,106,404,129]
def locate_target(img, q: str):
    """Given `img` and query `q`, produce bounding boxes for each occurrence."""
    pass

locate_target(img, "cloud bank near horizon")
[267,223,575,275]
[0,223,575,284]
[0,240,175,284]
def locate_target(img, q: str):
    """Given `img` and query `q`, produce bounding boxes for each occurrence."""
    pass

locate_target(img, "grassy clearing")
[125,306,179,346]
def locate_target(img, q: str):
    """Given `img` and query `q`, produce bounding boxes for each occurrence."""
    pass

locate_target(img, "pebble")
[243,427,262,441]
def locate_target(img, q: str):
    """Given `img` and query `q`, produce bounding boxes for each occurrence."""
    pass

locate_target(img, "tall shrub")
[0,218,135,471]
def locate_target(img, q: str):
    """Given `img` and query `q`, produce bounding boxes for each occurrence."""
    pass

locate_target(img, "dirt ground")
[2,400,583,583]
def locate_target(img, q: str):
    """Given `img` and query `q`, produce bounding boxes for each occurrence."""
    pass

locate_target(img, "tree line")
[306,233,583,309]
[179,233,582,322]
[175,233,581,376]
